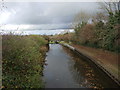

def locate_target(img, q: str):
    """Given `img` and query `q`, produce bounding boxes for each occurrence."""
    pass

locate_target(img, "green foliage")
[72,11,120,53]
[49,41,55,44]
[94,11,120,52]
[2,35,48,88]
[95,21,104,29]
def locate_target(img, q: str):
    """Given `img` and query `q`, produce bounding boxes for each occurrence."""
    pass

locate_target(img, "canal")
[43,44,119,88]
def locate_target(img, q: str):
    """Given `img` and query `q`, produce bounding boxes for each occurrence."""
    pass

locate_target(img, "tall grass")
[2,35,48,88]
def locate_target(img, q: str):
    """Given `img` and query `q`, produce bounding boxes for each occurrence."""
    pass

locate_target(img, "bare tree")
[72,11,91,28]
[92,12,108,23]
[98,0,120,15]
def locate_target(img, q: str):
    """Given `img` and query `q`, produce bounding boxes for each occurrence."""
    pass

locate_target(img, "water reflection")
[63,46,119,89]
[43,44,119,88]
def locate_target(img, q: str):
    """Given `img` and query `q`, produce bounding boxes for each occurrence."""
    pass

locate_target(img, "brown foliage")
[78,24,96,44]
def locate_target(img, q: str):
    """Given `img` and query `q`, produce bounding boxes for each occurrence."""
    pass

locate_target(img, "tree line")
[51,1,120,53]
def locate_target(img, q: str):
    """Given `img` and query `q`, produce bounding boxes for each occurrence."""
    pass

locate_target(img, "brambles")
[2,35,48,88]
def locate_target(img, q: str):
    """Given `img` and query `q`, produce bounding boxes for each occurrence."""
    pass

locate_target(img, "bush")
[2,35,48,88]
[72,11,120,53]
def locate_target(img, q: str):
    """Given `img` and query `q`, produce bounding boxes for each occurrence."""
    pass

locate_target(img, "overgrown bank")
[51,2,120,53]
[51,13,120,53]
[2,35,48,88]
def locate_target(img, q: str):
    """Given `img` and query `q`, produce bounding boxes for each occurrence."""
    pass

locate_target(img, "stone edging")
[61,43,120,86]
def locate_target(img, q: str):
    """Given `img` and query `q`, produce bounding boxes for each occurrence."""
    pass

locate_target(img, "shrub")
[2,35,48,88]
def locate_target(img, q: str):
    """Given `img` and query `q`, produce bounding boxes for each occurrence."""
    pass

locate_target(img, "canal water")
[43,44,119,88]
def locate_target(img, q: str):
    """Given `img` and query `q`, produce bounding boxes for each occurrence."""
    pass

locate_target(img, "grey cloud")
[2,2,99,24]
[0,2,99,30]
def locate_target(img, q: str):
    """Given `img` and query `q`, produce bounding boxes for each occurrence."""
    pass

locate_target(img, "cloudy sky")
[0,0,100,35]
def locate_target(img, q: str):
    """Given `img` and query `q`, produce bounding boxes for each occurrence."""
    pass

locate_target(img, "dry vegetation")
[2,35,48,88]
[52,1,120,53]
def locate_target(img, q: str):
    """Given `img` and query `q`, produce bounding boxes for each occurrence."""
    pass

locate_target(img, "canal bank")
[43,44,119,88]
[61,43,120,87]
